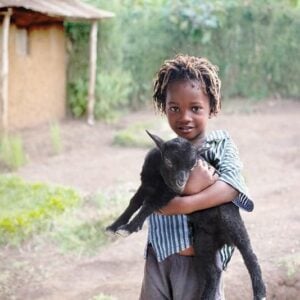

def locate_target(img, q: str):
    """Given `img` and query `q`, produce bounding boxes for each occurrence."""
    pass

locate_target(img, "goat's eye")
[164,158,173,168]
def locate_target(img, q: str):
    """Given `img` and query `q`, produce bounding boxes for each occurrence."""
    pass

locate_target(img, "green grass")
[50,122,63,154]
[0,175,135,256]
[90,294,117,300]
[278,252,300,278]
[0,135,27,170]
[113,120,174,148]
[50,184,134,255]
[0,175,81,246]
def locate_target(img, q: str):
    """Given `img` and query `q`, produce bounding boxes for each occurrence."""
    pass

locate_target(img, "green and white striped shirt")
[147,130,253,269]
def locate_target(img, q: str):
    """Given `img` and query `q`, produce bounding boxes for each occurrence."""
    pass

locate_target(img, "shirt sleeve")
[217,135,254,212]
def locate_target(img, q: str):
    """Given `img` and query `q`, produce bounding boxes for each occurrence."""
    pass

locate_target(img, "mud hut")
[0,0,114,130]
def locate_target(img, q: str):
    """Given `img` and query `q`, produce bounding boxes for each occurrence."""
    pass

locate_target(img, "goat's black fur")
[106,132,266,300]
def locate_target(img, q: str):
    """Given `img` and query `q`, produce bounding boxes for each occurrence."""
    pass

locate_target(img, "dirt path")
[2,99,300,299]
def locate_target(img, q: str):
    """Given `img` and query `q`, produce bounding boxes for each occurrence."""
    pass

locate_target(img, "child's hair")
[153,54,221,115]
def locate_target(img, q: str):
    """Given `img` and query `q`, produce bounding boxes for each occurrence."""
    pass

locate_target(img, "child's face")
[165,80,210,142]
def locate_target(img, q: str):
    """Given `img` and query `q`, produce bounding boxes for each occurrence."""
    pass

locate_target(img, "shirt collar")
[205,130,230,143]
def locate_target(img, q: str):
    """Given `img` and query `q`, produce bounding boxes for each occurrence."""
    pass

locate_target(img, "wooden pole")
[0,8,12,132]
[87,20,98,125]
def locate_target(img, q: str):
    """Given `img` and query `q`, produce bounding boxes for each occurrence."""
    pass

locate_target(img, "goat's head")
[146,130,208,194]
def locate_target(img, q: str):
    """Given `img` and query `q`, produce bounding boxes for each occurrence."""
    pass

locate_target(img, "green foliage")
[50,122,63,154]
[0,135,27,170]
[66,0,300,119]
[68,78,88,117]
[0,175,81,245]
[94,70,133,121]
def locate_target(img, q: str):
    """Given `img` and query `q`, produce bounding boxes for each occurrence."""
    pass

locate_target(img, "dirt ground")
[1,99,300,300]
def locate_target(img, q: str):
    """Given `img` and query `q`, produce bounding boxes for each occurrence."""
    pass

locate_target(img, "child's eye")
[192,106,202,113]
[169,106,179,112]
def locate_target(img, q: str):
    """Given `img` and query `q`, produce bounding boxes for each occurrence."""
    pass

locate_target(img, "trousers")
[139,245,225,300]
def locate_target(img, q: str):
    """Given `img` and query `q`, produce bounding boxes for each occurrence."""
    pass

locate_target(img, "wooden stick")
[0,8,12,132]
[87,20,98,126]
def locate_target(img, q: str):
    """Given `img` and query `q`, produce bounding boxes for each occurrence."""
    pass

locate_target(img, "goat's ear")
[146,130,164,151]
[197,145,210,156]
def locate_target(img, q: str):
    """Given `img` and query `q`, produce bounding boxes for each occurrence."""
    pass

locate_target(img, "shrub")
[68,78,88,118]
[94,70,133,121]
[66,0,300,118]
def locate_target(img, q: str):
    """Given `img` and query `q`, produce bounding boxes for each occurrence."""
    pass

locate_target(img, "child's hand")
[158,196,188,215]
[157,160,219,216]
[183,160,218,196]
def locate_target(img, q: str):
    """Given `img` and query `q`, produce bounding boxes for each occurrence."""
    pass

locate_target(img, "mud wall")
[7,23,66,129]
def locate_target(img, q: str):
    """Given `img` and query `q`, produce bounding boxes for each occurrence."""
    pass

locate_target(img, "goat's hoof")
[105,225,117,234]
[116,228,131,237]
[105,228,116,236]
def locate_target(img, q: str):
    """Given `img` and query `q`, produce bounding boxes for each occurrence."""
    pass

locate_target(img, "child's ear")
[146,130,165,151]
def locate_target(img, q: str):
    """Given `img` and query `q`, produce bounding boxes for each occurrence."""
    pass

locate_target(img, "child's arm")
[159,165,237,215]
[159,133,253,215]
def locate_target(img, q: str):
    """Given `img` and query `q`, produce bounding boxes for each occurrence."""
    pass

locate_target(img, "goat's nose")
[177,171,187,186]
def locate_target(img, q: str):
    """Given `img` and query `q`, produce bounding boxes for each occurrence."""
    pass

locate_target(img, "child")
[139,54,253,300]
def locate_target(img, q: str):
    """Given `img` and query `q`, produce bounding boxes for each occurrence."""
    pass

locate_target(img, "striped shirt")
[147,130,253,269]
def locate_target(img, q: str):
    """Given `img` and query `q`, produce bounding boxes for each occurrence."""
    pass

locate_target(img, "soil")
[1,99,300,300]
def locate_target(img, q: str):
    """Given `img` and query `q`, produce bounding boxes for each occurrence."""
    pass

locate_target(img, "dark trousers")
[139,246,225,300]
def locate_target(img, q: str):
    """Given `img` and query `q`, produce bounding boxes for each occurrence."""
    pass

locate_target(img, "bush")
[66,0,300,119]
[68,78,88,118]
[94,70,133,121]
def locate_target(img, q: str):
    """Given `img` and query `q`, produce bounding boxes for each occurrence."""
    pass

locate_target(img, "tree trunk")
[0,8,12,132]
[87,20,98,125]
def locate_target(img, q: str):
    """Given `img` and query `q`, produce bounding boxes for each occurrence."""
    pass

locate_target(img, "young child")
[139,54,253,300]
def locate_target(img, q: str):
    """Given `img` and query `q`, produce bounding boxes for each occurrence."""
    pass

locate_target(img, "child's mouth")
[178,126,193,133]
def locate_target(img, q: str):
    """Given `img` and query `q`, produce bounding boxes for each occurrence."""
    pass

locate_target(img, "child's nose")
[179,110,192,122]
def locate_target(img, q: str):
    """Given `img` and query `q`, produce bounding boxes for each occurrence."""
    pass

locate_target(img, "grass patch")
[90,294,117,300]
[51,184,134,255]
[0,174,136,256]
[0,175,81,246]
[113,120,174,148]
[50,122,63,154]
[0,135,27,170]
[278,252,300,279]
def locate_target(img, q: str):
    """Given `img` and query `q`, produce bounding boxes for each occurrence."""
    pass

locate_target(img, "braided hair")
[153,54,221,116]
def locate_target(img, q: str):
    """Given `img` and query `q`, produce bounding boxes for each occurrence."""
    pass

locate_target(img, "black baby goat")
[106,131,266,300]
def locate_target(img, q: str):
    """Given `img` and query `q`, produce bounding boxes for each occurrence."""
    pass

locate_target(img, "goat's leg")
[193,232,221,300]
[223,211,266,300]
[106,185,146,233]
[116,203,155,236]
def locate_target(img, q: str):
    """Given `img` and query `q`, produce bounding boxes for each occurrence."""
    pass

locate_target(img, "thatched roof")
[0,0,114,20]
